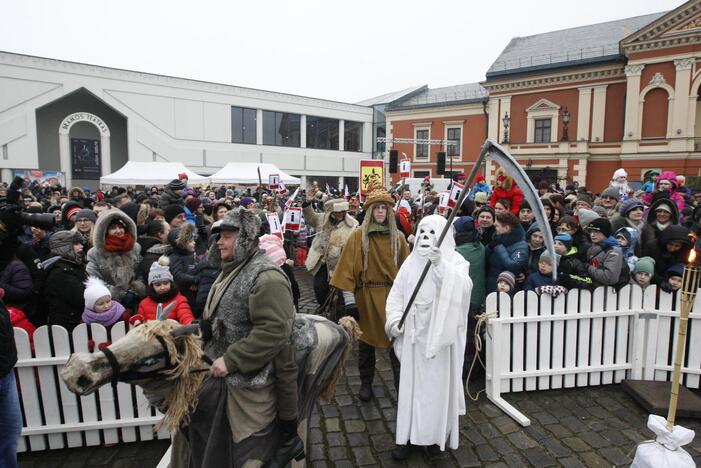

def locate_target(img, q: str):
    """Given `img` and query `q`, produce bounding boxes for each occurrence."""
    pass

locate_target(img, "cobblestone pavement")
[19,266,701,467]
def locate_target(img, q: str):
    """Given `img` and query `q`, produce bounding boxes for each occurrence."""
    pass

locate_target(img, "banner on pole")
[278,180,288,195]
[448,182,464,209]
[399,160,411,178]
[438,190,450,215]
[360,160,384,195]
[267,213,283,239]
[268,174,280,190]
[285,187,300,208]
[283,208,302,232]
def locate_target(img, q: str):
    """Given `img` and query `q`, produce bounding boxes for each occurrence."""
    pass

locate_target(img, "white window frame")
[413,123,431,161]
[444,121,464,160]
[526,98,560,143]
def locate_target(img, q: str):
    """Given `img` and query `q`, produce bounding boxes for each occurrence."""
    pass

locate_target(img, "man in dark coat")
[159,179,186,210]
[137,220,172,283]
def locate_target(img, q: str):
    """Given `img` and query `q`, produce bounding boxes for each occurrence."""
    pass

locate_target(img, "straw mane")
[319,316,362,401]
[136,321,208,431]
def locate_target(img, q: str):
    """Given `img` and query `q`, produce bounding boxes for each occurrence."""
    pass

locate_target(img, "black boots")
[358,381,374,402]
[268,420,305,468]
[391,443,412,460]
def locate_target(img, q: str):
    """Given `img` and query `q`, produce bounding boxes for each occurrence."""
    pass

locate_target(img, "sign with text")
[448,182,464,209]
[438,190,450,215]
[399,160,411,178]
[285,187,300,208]
[283,208,302,232]
[71,138,101,180]
[268,174,280,190]
[360,160,384,195]
[267,213,283,239]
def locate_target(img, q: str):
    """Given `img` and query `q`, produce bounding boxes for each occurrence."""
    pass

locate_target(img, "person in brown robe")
[331,178,409,402]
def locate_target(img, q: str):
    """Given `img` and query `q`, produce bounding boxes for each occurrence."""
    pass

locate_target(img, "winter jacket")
[610,214,652,257]
[524,271,557,292]
[194,255,220,316]
[0,260,33,309]
[644,225,692,285]
[158,188,182,210]
[168,224,198,307]
[644,197,681,255]
[0,302,17,377]
[137,292,195,324]
[643,171,686,215]
[525,224,545,275]
[490,186,524,216]
[303,202,358,278]
[558,247,593,290]
[468,182,492,201]
[281,263,300,310]
[43,257,87,331]
[137,237,172,284]
[455,237,486,307]
[486,225,528,293]
[86,209,146,303]
[586,237,624,288]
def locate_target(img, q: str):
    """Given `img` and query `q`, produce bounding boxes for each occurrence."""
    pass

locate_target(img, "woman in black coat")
[43,231,87,331]
[167,223,198,308]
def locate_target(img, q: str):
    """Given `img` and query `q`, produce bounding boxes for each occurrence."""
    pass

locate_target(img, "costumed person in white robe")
[384,214,473,460]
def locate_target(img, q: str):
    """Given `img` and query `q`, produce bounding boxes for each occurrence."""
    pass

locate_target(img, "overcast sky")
[1,0,677,104]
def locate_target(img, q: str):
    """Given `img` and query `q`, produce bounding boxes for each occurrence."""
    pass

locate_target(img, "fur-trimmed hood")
[169,223,196,252]
[92,208,138,252]
[495,167,514,191]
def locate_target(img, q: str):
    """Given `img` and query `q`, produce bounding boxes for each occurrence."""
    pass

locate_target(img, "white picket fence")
[14,321,169,453]
[485,284,701,426]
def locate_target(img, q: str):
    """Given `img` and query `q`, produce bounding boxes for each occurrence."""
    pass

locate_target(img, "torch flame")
[690,248,697,264]
[689,232,698,264]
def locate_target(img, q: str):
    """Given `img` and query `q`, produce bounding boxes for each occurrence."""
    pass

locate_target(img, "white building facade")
[0,51,374,189]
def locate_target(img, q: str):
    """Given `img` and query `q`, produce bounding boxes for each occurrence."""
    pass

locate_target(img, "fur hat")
[164,205,186,224]
[633,256,655,276]
[497,271,516,290]
[168,223,196,250]
[325,198,350,213]
[554,232,573,249]
[363,178,394,211]
[619,198,644,217]
[148,256,174,285]
[84,276,111,310]
[219,207,262,263]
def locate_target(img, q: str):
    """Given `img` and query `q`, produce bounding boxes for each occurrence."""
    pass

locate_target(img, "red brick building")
[383,0,701,192]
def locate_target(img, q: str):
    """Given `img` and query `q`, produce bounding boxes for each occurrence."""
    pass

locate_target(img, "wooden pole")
[667,261,700,430]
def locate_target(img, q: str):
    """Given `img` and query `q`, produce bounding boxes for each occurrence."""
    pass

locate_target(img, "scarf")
[368,221,389,235]
[147,285,179,303]
[104,232,135,253]
[626,218,644,231]
[656,221,670,232]
[82,301,126,327]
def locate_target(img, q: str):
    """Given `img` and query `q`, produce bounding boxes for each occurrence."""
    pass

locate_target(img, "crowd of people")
[0,165,699,465]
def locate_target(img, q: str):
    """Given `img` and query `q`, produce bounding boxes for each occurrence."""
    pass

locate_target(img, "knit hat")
[259,234,287,267]
[453,216,476,233]
[178,172,189,181]
[497,271,516,290]
[577,208,599,228]
[592,206,608,217]
[614,227,631,243]
[75,208,97,223]
[474,192,489,204]
[164,205,185,223]
[166,179,186,191]
[554,232,573,249]
[520,200,531,211]
[363,178,394,210]
[83,277,111,310]
[612,168,627,180]
[667,263,685,279]
[119,202,140,225]
[539,250,559,266]
[185,197,202,212]
[654,202,673,214]
[240,197,255,208]
[148,256,174,285]
[619,198,644,217]
[576,193,593,208]
[63,202,82,222]
[600,187,619,199]
[476,175,485,183]
[633,257,655,276]
[587,218,612,237]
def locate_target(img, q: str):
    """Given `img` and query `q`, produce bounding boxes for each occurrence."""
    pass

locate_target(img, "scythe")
[396,139,557,331]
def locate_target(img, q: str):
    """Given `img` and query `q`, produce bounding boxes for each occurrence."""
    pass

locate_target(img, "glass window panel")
[307,116,339,150]
[262,111,277,145]
[232,106,256,144]
[262,111,301,147]
[534,119,551,143]
[416,129,428,157]
[344,120,363,152]
[447,128,461,156]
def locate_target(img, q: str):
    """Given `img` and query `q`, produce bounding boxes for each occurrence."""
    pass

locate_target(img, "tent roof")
[100,162,210,186]
[209,162,301,185]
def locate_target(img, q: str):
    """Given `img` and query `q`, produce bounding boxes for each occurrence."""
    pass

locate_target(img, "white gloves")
[428,246,441,267]
[389,322,403,338]
[407,234,416,245]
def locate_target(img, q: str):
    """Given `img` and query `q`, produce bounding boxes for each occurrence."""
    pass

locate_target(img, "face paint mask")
[416,225,437,257]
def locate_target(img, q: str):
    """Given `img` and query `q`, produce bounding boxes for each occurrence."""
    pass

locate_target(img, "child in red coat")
[137,257,195,325]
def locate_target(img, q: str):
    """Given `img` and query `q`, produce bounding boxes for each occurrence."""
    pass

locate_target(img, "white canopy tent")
[100,162,210,187]
[209,162,301,185]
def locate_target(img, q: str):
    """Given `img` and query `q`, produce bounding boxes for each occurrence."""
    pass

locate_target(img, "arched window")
[641,88,669,139]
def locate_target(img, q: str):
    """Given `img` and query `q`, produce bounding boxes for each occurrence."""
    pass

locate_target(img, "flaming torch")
[666,236,700,430]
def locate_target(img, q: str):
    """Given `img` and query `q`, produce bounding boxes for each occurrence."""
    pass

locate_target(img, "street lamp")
[561,107,570,142]
[502,113,510,144]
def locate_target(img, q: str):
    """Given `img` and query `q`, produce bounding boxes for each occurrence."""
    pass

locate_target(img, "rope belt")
[360,281,393,289]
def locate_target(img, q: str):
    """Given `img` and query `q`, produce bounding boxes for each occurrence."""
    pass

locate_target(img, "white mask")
[416,225,438,257]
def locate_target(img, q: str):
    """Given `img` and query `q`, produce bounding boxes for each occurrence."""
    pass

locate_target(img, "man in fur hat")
[202,207,302,466]
[331,178,409,402]
[303,187,358,307]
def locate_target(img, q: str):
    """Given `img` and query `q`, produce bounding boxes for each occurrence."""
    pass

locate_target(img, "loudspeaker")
[436,152,446,175]
[389,150,398,174]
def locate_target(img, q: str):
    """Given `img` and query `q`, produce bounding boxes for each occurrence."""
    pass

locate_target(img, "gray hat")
[75,208,97,223]
[148,256,174,285]
[539,249,560,266]
[219,207,261,263]
[578,208,599,228]
[600,187,620,199]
